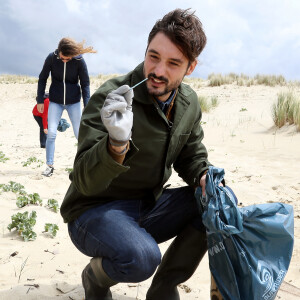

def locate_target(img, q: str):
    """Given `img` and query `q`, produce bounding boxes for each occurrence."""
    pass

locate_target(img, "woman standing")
[36,37,96,177]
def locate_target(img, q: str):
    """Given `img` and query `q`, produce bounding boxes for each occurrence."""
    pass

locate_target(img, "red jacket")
[32,98,49,129]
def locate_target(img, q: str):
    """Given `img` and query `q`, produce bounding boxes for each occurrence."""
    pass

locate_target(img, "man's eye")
[170,62,179,66]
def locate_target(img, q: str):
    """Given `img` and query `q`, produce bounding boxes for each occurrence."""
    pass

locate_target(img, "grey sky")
[1,0,300,80]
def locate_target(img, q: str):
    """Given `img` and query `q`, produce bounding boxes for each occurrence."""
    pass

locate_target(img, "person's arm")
[107,142,129,165]
[37,54,52,112]
[70,84,137,196]
[78,59,90,107]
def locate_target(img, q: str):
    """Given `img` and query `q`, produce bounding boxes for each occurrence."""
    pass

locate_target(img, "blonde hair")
[58,37,97,57]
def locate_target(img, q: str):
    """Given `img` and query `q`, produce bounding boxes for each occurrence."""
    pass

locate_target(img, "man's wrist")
[109,137,129,147]
[110,144,128,154]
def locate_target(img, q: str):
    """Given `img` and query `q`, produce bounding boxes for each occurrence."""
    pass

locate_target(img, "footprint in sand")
[29,174,43,180]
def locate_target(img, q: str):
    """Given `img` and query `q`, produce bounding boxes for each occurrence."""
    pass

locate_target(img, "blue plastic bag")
[57,118,70,132]
[195,166,294,300]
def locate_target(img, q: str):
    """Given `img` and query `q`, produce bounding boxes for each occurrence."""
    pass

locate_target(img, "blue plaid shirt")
[155,90,176,114]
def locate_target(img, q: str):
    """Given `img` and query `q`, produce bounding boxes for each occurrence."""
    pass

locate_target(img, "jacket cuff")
[107,141,129,165]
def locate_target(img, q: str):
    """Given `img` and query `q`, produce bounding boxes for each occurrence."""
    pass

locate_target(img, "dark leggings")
[33,115,47,148]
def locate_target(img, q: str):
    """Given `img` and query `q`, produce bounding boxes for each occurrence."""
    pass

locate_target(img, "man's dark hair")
[147,8,207,63]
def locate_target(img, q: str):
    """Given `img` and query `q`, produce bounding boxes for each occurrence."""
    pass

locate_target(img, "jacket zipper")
[63,62,66,105]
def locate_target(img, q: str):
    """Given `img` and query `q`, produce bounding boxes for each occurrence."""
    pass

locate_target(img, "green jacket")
[60,62,211,223]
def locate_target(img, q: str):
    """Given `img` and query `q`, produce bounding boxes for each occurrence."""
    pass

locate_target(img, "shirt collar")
[155,90,176,113]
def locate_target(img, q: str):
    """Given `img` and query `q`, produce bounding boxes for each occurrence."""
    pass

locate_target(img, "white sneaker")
[42,166,54,177]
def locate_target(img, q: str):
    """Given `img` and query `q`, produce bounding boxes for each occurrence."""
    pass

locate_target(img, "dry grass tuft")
[197,95,219,113]
[206,73,297,87]
[90,74,121,86]
[0,74,38,84]
[272,91,300,130]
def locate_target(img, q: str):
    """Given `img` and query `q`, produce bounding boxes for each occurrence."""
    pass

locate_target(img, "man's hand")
[100,85,134,145]
[199,173,207,197]
[37,103,44,113]
[200,171,224,197]
[44,129,48,134]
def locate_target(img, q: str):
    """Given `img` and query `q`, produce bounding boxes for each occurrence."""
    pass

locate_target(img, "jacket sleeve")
[78,59,90,107]
[173,95,212,186]
[37,54,52,104]
[70,86,135,196]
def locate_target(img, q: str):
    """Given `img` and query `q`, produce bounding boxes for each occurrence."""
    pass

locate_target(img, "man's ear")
[186,59,198,76]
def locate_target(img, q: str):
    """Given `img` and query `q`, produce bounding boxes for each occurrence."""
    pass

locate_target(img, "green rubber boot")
[82,257,117,300]
[146,224,207,300]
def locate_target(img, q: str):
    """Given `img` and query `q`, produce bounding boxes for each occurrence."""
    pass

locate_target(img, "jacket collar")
[53,49,82,60]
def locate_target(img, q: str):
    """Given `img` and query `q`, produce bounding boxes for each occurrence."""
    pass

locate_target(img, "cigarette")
[129,78,148,90]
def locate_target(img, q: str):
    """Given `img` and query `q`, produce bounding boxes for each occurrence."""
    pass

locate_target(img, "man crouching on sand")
[61,8,219,300]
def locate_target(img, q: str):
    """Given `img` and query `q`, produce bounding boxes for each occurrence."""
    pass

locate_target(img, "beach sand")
[0,80,299,299]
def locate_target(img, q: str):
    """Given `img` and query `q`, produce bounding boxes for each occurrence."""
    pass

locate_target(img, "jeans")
[33,115,47,147]
[68,186,204,283]
[46,101,81,166]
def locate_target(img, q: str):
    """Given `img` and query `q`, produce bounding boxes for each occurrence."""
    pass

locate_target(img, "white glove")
[100,85,133,145]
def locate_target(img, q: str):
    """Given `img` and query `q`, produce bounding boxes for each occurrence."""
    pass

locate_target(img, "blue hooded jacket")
[37,50,90,106]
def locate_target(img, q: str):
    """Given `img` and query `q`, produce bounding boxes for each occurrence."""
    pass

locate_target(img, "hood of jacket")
[54,49,83,60]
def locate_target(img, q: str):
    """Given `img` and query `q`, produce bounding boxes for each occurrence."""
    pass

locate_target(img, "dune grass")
[272,91,300,131]
[1,73,298,88]
[90,74,121,86]
[207,73,292,87]
[0,74,38,84]
[198,95,219,112]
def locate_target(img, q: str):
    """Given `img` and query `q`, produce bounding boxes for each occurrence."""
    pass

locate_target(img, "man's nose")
[154,61,166,77]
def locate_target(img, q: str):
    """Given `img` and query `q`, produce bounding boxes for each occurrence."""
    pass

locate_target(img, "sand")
[0,80,299,299]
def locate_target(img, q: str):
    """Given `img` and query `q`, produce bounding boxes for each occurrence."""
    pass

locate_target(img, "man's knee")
[110,242,161,282]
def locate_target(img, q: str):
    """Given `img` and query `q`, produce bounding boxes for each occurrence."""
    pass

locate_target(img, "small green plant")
[22,156,43,167]
[7,211,37,241]
[240,108,247,112]
[16,193,43,208]
[0,151,9,163]
[65,167,73,174]
[0,181,25,193]
[46,199,59,213]
[44,223,59,237]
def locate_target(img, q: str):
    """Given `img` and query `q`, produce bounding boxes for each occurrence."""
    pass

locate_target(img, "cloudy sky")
[1,0,300,80]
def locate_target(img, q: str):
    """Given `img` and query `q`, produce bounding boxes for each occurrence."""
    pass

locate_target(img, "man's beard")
[146,73,181,98]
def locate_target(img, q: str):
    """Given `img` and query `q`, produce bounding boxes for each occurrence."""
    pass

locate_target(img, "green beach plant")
[65,167,73,174]
[46,199,60,213]
[16,193,43,208]
[44,223,59,238]
[0,151,9,163]
[0,181,25,194]
[22,156,43,167]
[7,211,37,241]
